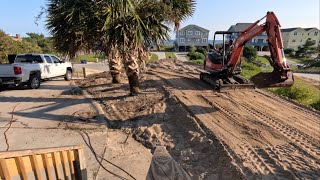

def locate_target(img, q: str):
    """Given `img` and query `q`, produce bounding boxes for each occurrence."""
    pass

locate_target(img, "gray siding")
[176,25,209,47]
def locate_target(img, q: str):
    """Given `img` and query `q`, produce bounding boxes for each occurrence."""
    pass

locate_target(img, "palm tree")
[46,0,196,95]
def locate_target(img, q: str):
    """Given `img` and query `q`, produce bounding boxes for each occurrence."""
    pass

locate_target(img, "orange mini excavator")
[201,12,294,91]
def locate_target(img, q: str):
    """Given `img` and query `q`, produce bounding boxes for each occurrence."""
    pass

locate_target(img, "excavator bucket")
[250,71,294,88]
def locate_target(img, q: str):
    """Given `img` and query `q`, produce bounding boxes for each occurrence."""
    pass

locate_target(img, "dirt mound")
[76,69,244,179]
[76,59,320,179]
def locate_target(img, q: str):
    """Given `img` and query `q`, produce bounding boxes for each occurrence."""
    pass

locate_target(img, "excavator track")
[200,72,256,92]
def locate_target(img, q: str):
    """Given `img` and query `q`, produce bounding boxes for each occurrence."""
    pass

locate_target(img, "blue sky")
[0,0,319,39]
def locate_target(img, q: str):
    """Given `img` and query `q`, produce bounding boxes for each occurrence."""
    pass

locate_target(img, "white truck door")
[51,56,65,76]
[43,55,55,78]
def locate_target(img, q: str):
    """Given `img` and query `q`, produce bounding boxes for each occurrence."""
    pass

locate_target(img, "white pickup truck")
[0,54,73,89]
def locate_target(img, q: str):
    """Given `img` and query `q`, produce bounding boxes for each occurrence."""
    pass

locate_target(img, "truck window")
[44,56,53,63]
[15,55,43,63]
[51,56,60,63]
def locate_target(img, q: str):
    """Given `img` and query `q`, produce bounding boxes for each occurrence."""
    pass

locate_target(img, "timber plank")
[42,153,52,180]
[0,159,11,180]
[52,152,62,180]
[15,157,28,180]
[30,155,42,180]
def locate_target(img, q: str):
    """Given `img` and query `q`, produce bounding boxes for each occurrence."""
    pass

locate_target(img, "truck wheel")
[0,84,9,91]
[64,70,72,81]
[28,75,41,89]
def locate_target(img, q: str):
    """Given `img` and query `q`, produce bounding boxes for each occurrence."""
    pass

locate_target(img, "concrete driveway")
[73,62,109,72]
[151,51,166,60]
[174,52,188,62]
[0,79,151,179]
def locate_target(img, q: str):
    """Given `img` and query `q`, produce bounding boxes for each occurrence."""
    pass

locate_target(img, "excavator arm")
[227,12,294,88]
[229,12,288,75]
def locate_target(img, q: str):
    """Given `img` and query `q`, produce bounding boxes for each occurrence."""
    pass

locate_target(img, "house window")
[187,31,193,35]
[202,32,207,36]
[188,38,191,42]
[195,31,200,35]
[202,38,207,43]
[179,31,185,35]
[292,39,296,42]
[180,38,185,43]
[252,39,255,43]
[294,32,297,35]
[263,39,267,43]
[315,31,319,36]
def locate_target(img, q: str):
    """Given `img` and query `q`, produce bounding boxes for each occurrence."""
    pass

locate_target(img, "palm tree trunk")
[124,52,140,95]
[109,49,122,83]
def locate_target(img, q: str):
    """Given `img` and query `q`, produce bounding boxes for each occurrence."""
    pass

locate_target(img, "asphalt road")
[294,73,320,81]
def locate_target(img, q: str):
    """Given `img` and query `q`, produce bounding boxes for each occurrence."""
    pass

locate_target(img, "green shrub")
[188,52,205,60]
[190,45,196,52]
[196,47,207,55]
[284,48,294,55]
[310,101,320,110]
[243,45,257,61]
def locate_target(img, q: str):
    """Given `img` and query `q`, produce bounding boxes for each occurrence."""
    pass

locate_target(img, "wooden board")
[0,145,87,180]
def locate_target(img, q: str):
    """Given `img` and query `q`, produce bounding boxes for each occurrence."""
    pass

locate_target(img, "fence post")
[82,67,86,78]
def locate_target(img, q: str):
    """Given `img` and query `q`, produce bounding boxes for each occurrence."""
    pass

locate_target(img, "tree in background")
[295,38,317,58]
[243,44,257,61]
[0,30,42,64]
[23,33,54,53]
[284,48,295,56]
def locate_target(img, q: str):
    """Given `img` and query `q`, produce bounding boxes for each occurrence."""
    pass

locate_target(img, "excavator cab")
[202,31,253,92]
[205,31,235,73]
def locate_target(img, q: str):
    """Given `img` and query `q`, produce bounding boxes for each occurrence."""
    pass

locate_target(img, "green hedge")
[187,52,205,60]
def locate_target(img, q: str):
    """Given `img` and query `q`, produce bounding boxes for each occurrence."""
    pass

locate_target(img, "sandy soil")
[76,59,320,179]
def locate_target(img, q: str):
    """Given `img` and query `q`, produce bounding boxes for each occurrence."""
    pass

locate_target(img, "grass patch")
[164,45,174,51]
[190,59,204,65]
[256,56,269,64]
[147,53,158,64]
[165,52,177,59]
[241,61,262,79]
[71,54,104,62]
[269,79,320,110]
[241,60,320,110]
[287,56,313,64]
